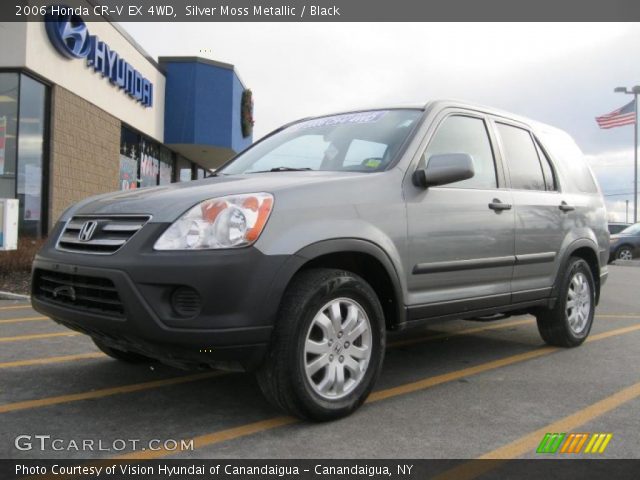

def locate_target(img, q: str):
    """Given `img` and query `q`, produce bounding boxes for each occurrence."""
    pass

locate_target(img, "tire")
[616,246,633,261]
[93,338,151,363]
[257,268,386,421]
[536,257,595,347]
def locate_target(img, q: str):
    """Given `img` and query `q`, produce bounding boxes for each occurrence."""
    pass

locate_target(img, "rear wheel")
[616,246,633,261]
[257,268,385,421]
[93,338,151,363]
[536,257,595,347]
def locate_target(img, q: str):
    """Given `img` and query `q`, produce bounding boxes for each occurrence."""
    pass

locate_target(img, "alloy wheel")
[618,248,633,261]
[303,297,372,400]
[566,272,591,334]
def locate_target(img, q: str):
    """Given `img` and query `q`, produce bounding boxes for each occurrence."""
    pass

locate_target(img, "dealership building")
[0,15,252,240]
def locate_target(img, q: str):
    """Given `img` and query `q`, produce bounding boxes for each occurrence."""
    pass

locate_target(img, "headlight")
[154,193,274,250]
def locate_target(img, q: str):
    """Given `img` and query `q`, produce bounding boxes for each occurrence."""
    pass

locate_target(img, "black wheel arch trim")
[273,238,406,329]
[552,239,601,304]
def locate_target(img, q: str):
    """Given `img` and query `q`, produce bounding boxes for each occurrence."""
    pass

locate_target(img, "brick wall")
[49,86,120,229]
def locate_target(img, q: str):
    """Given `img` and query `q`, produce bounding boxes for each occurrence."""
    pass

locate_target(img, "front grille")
[57,215,150,254]
[34,269,124,317]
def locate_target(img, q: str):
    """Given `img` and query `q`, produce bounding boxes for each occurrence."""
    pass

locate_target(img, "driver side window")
[423,115,498,189]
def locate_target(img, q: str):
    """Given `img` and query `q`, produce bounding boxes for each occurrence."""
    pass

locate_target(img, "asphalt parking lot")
[1,265,639,461]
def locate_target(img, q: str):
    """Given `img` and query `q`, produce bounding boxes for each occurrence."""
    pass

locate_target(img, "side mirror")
[412,153,475,188]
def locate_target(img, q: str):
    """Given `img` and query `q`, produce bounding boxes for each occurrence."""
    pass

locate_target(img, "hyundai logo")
[43,7,154,108]
[45,10,91,59]
[78,221,98,242]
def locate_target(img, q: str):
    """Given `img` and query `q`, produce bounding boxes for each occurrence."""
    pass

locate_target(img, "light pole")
[614,85,640,223]
[626,199,629,224]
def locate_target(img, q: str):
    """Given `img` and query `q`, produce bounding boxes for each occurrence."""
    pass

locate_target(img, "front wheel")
[536,257,595,347]
[257,268,386,421]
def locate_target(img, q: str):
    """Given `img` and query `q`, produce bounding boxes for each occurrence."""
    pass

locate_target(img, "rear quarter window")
[536,128,599,194]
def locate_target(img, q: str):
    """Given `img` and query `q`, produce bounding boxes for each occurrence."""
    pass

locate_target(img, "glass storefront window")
[159,146,174,185]
[140,139,160,188]
[177,155,193,182]
[121,127,179,189]
[119,127,139,190]
[16,75,47,237]
[120,127,206,190]
[0,73,49,238]
[0,73,19,202]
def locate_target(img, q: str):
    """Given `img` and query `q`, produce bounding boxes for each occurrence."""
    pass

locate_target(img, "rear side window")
[534,140,557,191]
[423,115,497,189]
[537,128,598,194]
[496,123,545,191]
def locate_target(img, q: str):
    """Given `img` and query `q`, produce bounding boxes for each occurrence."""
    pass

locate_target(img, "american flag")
[596,100,636,129]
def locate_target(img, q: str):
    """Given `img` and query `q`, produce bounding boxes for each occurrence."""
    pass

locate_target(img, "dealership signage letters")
[45,11,153,107]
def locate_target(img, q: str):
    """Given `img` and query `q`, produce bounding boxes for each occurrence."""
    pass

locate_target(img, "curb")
[0,291,30,301]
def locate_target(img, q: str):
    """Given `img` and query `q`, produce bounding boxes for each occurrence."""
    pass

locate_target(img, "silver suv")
[32,100,609,421]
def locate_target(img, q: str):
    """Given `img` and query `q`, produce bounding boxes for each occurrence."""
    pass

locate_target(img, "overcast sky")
[123,22,640,221]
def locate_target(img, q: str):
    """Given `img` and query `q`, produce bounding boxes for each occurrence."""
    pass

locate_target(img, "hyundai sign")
[45,10,153,108]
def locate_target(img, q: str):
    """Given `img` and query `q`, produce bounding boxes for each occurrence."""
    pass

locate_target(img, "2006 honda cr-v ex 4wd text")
[32,100,609,421]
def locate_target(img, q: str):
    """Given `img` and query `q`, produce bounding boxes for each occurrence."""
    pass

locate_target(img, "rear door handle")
[559,201,575,212]
[488,199,512,211]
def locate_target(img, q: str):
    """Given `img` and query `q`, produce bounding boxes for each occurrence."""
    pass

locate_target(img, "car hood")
[62,171,371,223]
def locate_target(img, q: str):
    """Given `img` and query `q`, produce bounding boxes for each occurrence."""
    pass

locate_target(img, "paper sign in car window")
[289,111,388,132]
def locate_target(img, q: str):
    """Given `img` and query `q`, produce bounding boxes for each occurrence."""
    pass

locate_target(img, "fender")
[267,238,406,329]
[551,238,601,304]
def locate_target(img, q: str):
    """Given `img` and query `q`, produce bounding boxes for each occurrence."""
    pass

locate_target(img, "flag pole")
[613,86,640,223]
[634,92,638,223]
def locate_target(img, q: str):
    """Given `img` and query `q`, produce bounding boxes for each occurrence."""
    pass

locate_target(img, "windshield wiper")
[248,167,314,173]
[268,167,313,172]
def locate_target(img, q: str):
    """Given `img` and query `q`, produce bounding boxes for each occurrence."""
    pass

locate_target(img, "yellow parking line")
[0,371,224,414]
[0,304,31,311]
[0,316,48,324]
[367,346,557,403]
[113,322,640,460]
[0,318,527,408]
[389,313,637,349]
[388,318,534,348]
[0,314,529,371]
[116,416,299,460]
[433,381,640,480]
[0,332,80,343]
[3,315,638,459]
[586,323,640,340]
[0,352,104,369]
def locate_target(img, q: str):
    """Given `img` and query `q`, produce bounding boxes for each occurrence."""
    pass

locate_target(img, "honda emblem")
[78,220,98,242]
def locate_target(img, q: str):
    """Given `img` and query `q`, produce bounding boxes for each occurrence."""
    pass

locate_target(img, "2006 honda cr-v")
[32,100,609,421]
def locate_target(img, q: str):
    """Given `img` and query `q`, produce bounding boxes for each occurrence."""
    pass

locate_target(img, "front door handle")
[488,199,512,211]
[559,201,575,212]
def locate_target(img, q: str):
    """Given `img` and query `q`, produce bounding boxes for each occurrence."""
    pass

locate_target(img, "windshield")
[220,109,422,175]
[620,223,640,235]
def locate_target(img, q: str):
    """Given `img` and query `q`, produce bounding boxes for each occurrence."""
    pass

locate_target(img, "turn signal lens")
[154,193,274,250]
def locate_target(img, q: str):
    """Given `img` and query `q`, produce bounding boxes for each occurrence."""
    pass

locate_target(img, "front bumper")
[31,222,298,371]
